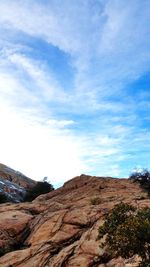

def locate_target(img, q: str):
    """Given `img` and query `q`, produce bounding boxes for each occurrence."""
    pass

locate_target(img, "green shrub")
[90,197,101,205]
[129,169,150,196]
[98,203,150,265]
[129,169,150,182]
[0,192,9,203]
[24,181,54,201]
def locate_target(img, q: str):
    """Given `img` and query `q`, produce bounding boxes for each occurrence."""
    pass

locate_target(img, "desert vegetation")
[90,196,101,205]
[129,168,150,196]
[24,181,54,201]
[98,202,150,266]
[0,192,9,203]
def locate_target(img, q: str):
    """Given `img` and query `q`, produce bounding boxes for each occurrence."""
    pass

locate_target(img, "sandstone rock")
[0,209,33,256]
[0,175,148,266]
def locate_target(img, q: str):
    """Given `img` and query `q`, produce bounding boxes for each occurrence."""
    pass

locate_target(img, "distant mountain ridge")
[0,163,36,202]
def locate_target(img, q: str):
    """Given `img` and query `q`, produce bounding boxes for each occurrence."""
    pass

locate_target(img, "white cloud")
[46,119,75,128]
[0,103,87,186]
[0,0,97,55]
[0,0,150,184]
[0,0,149,87]
[9,53,63,100]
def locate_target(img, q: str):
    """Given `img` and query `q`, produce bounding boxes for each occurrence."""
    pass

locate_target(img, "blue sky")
[0,0,150,187]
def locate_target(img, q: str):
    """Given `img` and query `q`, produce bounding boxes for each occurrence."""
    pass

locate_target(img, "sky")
[0,0,150,187]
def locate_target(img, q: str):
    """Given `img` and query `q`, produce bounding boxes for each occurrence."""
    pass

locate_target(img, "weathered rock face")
[0,174,148,266]
[0,163,36,202]
[0,163,36,188]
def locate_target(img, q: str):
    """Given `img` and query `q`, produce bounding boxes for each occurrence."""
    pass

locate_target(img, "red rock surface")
[0,174,148,266]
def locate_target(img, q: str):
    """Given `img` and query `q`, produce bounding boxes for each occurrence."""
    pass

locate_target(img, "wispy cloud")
[0,0,150,186]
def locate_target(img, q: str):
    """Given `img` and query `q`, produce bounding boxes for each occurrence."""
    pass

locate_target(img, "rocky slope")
[0,174,149,267]
[0,163,36,202]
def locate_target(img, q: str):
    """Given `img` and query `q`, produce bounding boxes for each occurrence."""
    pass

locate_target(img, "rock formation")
[0,163,36,202]
[0,174,149,266]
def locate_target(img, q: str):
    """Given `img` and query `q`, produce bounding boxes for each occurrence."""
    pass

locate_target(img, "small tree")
[98,203,150,266]
[24,181,54,201]
[129,169,150,196]
[129,168,150,183]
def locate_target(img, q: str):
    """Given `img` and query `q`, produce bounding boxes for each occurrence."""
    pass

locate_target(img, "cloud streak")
[0,0,150,186]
